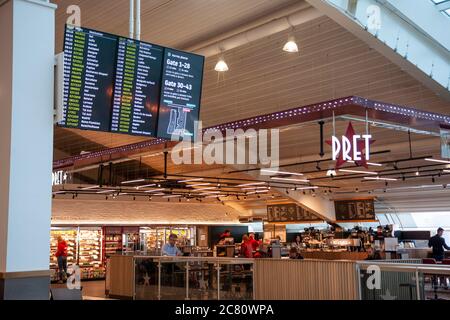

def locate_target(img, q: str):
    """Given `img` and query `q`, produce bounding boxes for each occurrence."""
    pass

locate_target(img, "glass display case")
[78,228,105,279]
[140,226,196,254]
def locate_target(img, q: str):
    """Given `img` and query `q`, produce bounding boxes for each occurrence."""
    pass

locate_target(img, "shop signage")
[326,122,373,169]
[334,199,376,221]
[267,203,322,223]
[440,127,450,159]
[52,170,68,186]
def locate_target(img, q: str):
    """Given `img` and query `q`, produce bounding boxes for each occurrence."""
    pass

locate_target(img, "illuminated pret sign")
[327,122,374,169]
[331,134,372,161]
[52,171,68,186]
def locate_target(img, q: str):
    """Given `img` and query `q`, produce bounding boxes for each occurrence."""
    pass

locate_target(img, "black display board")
[267,204,322,223]
[157,48,204,140]
[61,25,118,131]
[111,37,164,136]
[60,26,205,140]
[334,199,376,221]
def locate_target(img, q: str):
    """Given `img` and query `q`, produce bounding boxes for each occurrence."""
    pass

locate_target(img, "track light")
[148,196,152,201]
[393,162,399,170]
[133,196,136,201]
[416,169,420,176]
[286,189,289,194]
[326,170,336,177]
[432,177,436,183]
[215,57,229,72]
[316,162,321,171]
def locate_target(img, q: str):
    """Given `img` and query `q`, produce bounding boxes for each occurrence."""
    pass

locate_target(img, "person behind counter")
[248,233,260,251]
[217,229,233,245]
[162,234,182,256]
[428,227,450,262]
[365,247,382,260]
[289,247,304,260]
[291,235,302,250]
[240,235,253,258]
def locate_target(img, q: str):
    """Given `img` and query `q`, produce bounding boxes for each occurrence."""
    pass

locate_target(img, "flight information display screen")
[111,38,164,136]
[157,48,204,140]
[60,25,118,131]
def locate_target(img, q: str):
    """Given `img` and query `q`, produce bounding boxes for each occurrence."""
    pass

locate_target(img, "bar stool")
[441,259,450,289]
[423,258,438,299]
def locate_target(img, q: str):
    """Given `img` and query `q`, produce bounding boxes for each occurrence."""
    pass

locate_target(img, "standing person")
[55,236,68,283]
[291,235,302,250]
[217,229,233,244]
[248,233,259,251]
[162,234,182,256]
[429,228,450,262]
[240,235,253,258]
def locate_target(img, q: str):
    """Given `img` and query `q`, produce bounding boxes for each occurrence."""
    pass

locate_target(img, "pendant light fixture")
[283,18,299,53]
[215,45,229,72]
[283,36,299,53]
[214,58,229,72]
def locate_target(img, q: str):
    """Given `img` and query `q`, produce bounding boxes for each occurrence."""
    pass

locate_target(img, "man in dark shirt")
[428,227,450,261]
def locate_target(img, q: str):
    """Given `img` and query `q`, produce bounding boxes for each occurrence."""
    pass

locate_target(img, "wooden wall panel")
[253,259,358,300]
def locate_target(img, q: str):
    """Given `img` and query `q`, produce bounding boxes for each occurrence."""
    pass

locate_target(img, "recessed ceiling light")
[363,177,397,181]
[81,185,100,190]
[178,178,204,183]
[270,177,309,183]
[135,183,156,189]
[193,187,217,192]
[425,158,450,164]
[260,169,303,176]
[295,186,319,190]
[236,182,267,187]
[121,179,145,184]
[96,189,116,194]
[186,183,211,187]
[144,188,165,193]
[339,169,378,175]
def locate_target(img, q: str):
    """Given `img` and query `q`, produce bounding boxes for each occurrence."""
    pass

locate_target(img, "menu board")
[157,48,204,140]
[334,199,376,221]
[111,38,163,136]
[267,204,322,223]
[61,25,117,131]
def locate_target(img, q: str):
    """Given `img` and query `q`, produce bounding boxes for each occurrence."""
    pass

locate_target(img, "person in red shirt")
[240,235,253,258]
[55,236,68,283]
[248,233,259,251]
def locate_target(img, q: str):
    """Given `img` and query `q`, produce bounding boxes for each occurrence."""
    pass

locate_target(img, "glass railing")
[134,256,254,300]
[356,260,450,300]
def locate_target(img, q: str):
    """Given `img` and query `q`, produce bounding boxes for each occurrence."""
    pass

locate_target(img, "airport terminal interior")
[1,0,450,300]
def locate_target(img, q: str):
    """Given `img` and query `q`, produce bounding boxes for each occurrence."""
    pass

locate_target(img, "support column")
[0,0,56,300]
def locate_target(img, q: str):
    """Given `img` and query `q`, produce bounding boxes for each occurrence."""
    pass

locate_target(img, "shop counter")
[300,250,368,260]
